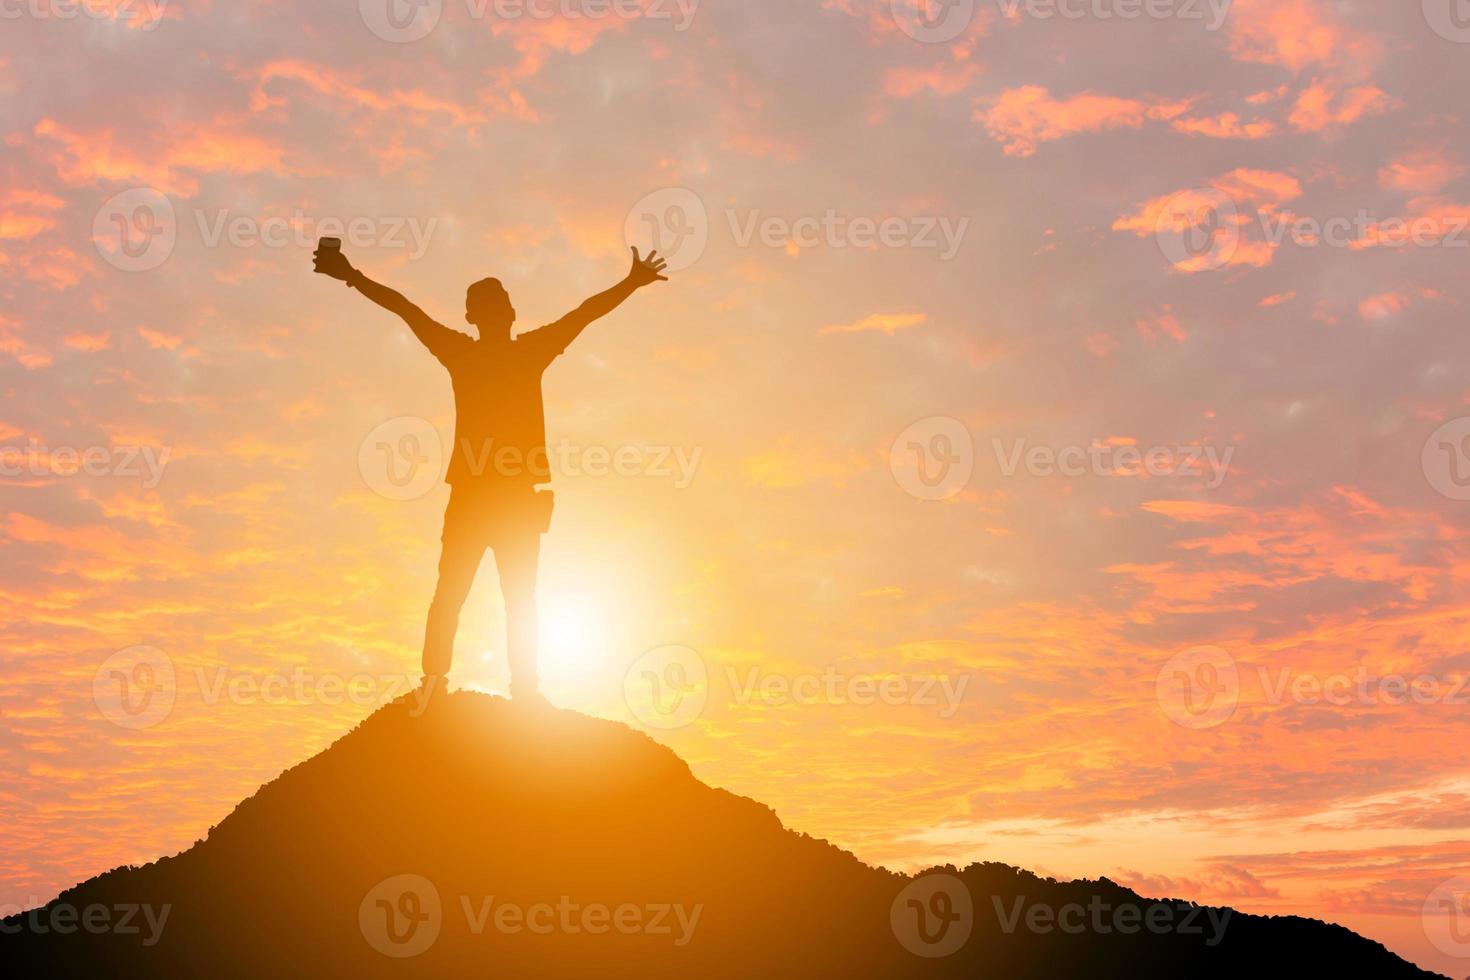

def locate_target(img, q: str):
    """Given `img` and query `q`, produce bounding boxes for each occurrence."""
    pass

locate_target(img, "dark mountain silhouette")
[2,691,1447,978]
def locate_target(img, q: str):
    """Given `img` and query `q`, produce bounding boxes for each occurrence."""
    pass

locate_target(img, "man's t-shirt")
[418,323,572,488]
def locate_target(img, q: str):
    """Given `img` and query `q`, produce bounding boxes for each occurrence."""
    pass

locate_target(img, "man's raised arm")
[312,245,467,363]
[533,247,670,355]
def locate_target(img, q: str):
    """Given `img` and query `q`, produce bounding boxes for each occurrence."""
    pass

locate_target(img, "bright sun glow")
[536,589,616,687]
[542,603,595,660]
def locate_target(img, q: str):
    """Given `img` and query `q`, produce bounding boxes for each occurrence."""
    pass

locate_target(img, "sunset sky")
[4,0,1470,973]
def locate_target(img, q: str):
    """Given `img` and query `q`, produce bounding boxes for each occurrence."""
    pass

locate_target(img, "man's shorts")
[441,482,555,545]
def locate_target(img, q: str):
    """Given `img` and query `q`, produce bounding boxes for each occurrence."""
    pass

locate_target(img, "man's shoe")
[410,673,447,716]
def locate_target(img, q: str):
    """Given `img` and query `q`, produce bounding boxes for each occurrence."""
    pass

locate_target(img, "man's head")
[465,277,516,339]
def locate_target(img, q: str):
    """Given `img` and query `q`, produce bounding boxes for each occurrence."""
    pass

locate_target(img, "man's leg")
[492,525,542,698]
[422,499,487,679]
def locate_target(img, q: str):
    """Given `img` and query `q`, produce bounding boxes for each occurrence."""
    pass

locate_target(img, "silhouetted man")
[313,244,670,701]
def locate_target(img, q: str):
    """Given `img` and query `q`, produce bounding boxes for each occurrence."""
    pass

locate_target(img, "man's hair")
[466,277,506,305]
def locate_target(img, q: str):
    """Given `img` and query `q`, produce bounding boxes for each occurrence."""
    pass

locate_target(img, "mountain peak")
[2,691,1447,978]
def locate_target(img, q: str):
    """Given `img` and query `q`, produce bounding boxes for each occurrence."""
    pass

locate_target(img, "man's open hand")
[626,247,670,288]
[313,246,356,284]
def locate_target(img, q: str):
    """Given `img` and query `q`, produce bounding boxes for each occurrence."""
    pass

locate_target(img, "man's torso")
[442,337,554,488]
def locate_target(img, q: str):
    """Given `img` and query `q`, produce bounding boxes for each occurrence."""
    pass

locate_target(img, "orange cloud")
[1288,82,1394,133]
[1116,863,1280,903]
[252,60,483,128]
[0,213,55,240]
[1358,292,1411,321]
[1352,199,1470,251]
[473,12,641,121]
[1,244,85,292]
[1136,306,1186,344]
[1085,333,1120,359]
[1211,168,1304,205]
[79,0,182,29]
[1358,288,1439,322]
[1171,113,1275,141]
[487,8,633,74]
[1114,169,1302,272]
[715,71,806,162]
[0,187,64,240]
[0,314,51,369]
[820,312,928,336]
[63,331,111,352]
[1119,489,1449,620]
[137,326,183,350]
[1226,0,1379,76]
[34,118,287,196]
[740,437,871,489]
[883,54,983,99]
[977,86,1191,157]
[1226,0,1391,136]
[1379,148,1465,195]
